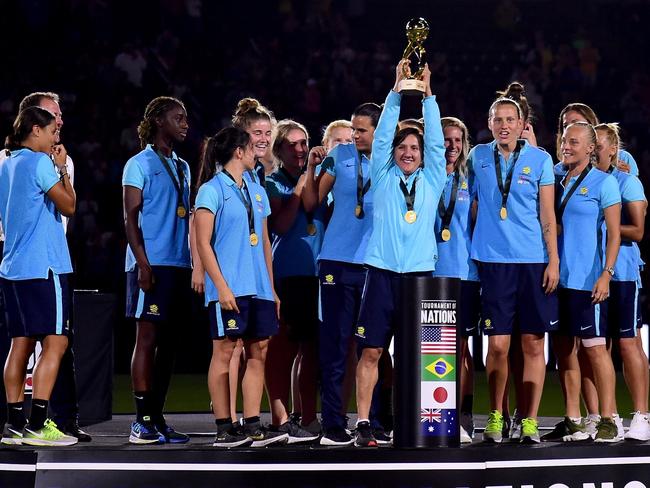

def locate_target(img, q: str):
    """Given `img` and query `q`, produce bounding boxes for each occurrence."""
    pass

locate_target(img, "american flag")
[421,326,456,354]
[421,408,442,423]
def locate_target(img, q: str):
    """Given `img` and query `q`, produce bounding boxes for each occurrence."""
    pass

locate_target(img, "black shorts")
[208,297,279,340]
[558,288,608,338]
[607,281,641,339]
[125,265,191,323]
[459,280,481,337]
[276,276,320,342]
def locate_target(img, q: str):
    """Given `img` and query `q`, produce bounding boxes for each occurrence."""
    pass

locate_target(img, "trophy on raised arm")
[397,17,430,95]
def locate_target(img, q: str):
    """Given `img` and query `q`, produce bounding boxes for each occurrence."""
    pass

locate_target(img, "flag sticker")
[421,381,456,409]
[421,354,455,381]
[421,326,456,354]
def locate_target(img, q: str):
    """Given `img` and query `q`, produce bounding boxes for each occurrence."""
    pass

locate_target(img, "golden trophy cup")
[397,17,430,95]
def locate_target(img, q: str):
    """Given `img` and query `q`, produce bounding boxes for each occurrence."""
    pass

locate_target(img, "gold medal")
[307,223,317,236]
[404,210,417,224]
[177,205,187,218]
[499,207,507,220]
[355,205,363,218]
[441,228,451,241]
[249,233,259,246]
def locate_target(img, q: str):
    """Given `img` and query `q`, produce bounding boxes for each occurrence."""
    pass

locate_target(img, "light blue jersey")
[364,91,446,273]
[557,168,621,291]
[619,149,638,176]
[608,168,645,283]
[433,172,479,281]
[0,149,72,279]
[196,171,273,304]
[318,143,373,264]
[266,169,325,279]
[122,145,191,271]
[470,140,555,263]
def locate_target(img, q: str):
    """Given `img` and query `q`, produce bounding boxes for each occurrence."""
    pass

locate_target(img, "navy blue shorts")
[126,266,191,323]
[607,281,640,339]
[478,262,558,336]
[208,297,279,340]
[356,266,430,349]
[558,288,608,338]
[276,276,320,342]
[459,280,481,337]
[0,272,71,338]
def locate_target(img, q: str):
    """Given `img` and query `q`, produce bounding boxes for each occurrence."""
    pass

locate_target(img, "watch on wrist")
[605,266,615,277]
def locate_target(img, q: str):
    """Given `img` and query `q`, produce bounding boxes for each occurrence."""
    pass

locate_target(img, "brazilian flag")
[421,354,456,381]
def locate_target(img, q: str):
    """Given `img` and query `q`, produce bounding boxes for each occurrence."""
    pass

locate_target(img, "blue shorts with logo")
[208,297,279,340]
[0,272,71,338]
[356,266,430,349]
[558,288,608,338]
[126,265,191,323]
[607,281,640,339]
[459,280,481,337]
[478,262,558,336]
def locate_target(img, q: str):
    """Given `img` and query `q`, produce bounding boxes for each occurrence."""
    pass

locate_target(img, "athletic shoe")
[156,423,190,444]
[354,421,377,447]
[460,412,474,440]
[460,425,472,444]
[520,417,540,444]
[373,427,392,446]
[541,417,590,442]
[584,414,600,439]
[320,427,354,447]
[612,414,625,442]
[61,420,92,442]
[213,423,252,448]
[594,417,620,443]
[625,412,650,441]
[303,419,322,436]
[129,416,165,445]
[509,411,522,442]
[272,419,319,444]
[245,421,288,447]
[1,424,24,445]
[22,419,78,447]
[483,410,504,444]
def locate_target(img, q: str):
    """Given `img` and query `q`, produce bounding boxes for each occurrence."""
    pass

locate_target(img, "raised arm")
[421,64,446,195]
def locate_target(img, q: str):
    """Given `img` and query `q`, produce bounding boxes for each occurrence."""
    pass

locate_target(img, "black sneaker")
[214,422,252,448]
[1,424,24,445]
[156,423,190,444]
[62,420,92,442]
[320,426,354,446]
[373,427,392,446]
[272,419,319,444]
[354,421,377,447]
[244,421,288,447]
[541,417,590,442]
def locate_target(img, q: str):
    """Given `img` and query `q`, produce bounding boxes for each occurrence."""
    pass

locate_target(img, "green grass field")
[112,372,637,417]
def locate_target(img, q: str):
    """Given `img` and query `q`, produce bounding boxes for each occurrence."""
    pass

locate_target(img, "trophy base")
[397,79,426,96]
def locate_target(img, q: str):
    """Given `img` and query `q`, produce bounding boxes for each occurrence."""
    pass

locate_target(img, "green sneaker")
[542,417,590,442]
[22,419,78,447]
[594,417,620,443]
[1,424,24,445]
[483,410,504,443]
[520,417,540,444]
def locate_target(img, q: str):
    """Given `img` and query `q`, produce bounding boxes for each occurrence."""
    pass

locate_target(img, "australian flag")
[421,409,457,437]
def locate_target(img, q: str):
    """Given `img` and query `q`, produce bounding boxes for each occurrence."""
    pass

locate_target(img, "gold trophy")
[397,18,430,95]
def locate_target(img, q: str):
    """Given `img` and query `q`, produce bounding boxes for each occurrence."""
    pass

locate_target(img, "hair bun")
[504,81,525,100]
[235,97,261,116]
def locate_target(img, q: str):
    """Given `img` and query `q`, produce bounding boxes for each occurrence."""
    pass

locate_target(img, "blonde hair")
[594,123,622,167]
[322,119,352,146]
[232,97,274,129]
[441,117,471,177]
[272,119,309,162]
[565,121,598,166]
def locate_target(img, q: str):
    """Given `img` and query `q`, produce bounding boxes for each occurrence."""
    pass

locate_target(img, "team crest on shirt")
[255,193,262,202]
[227,319,238,330]
[323,274,335,285]
[484,319,492,330]
[356,326,366,338]
[149,304,160,316]
[461,181,468,190]
[522,166,531,175]
[580,187,588,195]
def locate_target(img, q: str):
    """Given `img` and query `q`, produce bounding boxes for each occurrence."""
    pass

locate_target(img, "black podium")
[394,276,461,448]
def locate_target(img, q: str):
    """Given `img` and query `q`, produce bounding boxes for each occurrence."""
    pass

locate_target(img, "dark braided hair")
[137,96,185,149]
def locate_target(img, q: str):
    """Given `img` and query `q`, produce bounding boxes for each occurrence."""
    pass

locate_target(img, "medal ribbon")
[155,149,186,216]
[493,141,523,215]
[399,175,418,213]
[356,151,371,218]
[437,171,460,233]
[555,165,592,223]
[223,170,255,237]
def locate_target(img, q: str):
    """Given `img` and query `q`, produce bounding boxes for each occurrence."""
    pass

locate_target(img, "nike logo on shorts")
[621,328,633,333]
[580,325,592,331]
[466,327,476,331]
[550,320,559,325]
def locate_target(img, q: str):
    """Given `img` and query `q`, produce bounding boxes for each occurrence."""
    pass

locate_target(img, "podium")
[393,276,461,448]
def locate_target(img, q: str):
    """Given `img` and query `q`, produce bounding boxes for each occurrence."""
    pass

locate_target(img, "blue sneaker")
[129,416,165,445]
[156,423,190,444]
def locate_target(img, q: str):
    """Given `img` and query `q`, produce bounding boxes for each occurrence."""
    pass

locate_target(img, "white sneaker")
[625,412,650,441]
[584,414,600,439]
[460,425,472,444]
[612,413,625,441]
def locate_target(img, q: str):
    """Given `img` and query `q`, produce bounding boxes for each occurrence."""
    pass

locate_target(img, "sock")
[461,395,474,414]
[215,418,232,426]
[133,391,153,423]
[29,399,48,430]
[356,418,370,426]
[243,416,260,425]
[7,402,26,429]
[569,416,582,423]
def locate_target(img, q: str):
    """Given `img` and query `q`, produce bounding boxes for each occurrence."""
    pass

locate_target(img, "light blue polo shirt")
[433,172,479,281]
[619,149,638,176]
[318,143,373,264]
[122,144,191,271]
[557,168,621,291]
[0,149,72,279]
[364,91,446,273]
[265,169,325,279]
[196,171,273,304]
[608,168,645,283]
[470,140,555,263]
